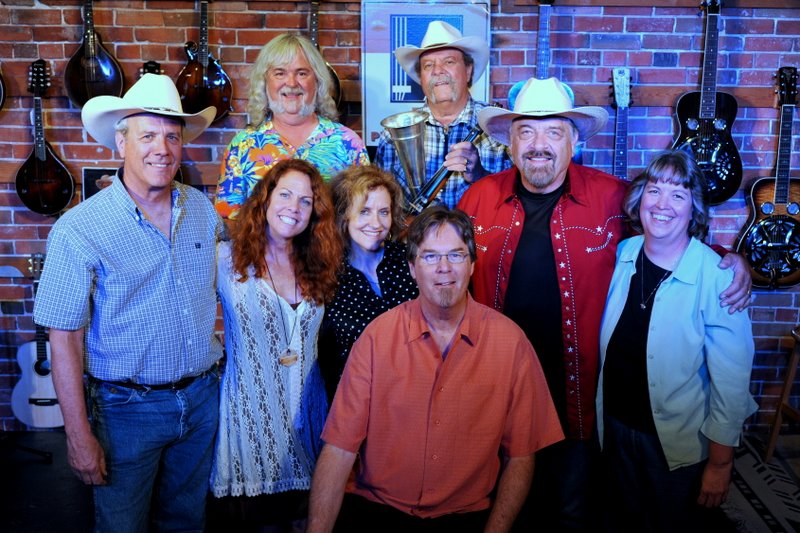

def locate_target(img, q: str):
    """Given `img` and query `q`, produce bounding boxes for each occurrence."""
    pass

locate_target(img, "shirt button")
[515,221,520,226]
[439,387,444,392]
[435,420,441,426]
[432,454,439,460]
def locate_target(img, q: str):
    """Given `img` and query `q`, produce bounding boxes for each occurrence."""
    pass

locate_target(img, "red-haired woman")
[208,159,342,531]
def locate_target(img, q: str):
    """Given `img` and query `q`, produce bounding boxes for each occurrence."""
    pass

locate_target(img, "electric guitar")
[11,253,64,429]
[611,67,631,181]
[672,0,741,205]
[176,0,233,123]
[508,0,574,109]
[310,0,342,107]
[15,60,76,216]
[736,66,800,288]
[64,0,125,108]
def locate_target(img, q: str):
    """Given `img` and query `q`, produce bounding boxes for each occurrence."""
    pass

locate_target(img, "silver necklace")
[639,251,671,310]
[265,259,300,367]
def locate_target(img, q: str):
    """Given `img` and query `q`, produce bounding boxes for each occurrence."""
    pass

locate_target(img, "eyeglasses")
[418,252,469,265]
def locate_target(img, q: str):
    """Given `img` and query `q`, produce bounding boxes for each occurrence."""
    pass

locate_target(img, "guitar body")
[673,90,742,205]
[11,340,63,429]
[15,142,75,216]
[176,43,233,122]
[11,253,63,429]
[64,34,124,108]
[737,177,800,288]
[0,67,6,112]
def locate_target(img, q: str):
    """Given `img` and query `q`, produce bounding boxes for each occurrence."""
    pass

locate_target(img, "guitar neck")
[535,4,552,80]
[699,11,720,119]
[613,106,629,180]
[310,1,320,48]
[199,0,209,68]
[774,102,795,204]
[84,0,96,60]
[33,96,46,161]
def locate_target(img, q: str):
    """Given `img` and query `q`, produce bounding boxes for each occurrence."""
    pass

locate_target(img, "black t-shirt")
[603,249,671,434]
[503,177,568,427]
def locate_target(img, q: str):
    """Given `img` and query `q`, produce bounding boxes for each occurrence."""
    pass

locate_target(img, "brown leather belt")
[91,367,214,392]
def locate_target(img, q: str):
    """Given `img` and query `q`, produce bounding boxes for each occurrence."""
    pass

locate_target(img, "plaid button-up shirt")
[375,98,511,209]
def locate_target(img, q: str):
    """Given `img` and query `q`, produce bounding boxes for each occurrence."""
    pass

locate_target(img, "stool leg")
[764,328,800,462]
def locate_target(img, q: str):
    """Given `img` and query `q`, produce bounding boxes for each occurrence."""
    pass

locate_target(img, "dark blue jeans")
[88,370,220,533]
[602,414,720,533]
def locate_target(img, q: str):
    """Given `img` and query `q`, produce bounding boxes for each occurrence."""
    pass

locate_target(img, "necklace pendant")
[279,349,298,367]
[640,303,647,310]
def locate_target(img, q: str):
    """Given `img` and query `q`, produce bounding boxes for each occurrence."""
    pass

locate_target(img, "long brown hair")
[330,165,405,251]
[230,159,342,304]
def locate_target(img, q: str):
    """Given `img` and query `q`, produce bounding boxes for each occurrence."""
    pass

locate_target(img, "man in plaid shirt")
[375,21,511,209]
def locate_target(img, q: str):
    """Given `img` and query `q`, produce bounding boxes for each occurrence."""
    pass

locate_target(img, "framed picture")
[81,167,117,200]
[361,0,491,146]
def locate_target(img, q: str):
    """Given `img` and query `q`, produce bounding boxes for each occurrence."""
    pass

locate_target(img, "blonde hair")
[247,33,339,126]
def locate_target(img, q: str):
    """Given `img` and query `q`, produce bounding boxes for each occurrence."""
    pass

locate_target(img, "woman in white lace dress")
[208,159,342,531]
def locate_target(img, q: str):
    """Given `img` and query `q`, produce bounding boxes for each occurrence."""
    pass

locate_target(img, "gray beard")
[437,287,455,308]
[426,77,458,105]
[268,92,315,117]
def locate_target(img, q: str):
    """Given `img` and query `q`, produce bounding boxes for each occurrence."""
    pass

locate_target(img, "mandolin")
[11,253,64,429]
[736,67,800,289]
[15,60,76,216]
[611,67,631,181]
[64,0,124,108]
[176,0,233,123]
[672,0,741,205]
[309,0,342,107]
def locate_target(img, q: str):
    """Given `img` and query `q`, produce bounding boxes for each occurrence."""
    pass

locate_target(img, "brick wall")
[1,0,798,432]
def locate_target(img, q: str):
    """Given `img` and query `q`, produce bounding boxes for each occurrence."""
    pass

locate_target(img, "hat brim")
[81,97,216,150]
[478,106,609,146]
[395,36,489,85]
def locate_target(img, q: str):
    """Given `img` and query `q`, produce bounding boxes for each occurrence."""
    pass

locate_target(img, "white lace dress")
[211,242,328,497]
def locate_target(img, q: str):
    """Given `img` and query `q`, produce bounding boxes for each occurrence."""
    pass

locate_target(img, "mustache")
[426,74,453,92]
[521,150,555,160]
[279,88,305,97]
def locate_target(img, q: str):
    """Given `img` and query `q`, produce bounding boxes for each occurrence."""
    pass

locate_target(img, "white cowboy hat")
[479,77,609,146]
[81,73,216,150]
[394,20,490,85]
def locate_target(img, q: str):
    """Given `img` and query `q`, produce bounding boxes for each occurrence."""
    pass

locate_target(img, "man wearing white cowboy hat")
[375,20,511,209]
[34,73,224,532]
[457,77,752,531]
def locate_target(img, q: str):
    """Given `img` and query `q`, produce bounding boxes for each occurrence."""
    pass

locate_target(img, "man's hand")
[66,431,107,485]
[717,252,752,313]
[444,141,484,183]
[697,442,734,508]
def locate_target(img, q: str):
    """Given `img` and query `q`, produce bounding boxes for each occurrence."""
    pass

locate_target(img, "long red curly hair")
[230,159,342,305]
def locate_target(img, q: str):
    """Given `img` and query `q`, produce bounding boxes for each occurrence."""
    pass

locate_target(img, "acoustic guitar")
[672,0,741,205]
[11,253,64,429]
[309,0,342,107]
[176,0,233,123]
[611,67,631,181]
[15,60,76,216]
[736,67,800,289]
[64,0,124,108]
[0,62,6,112]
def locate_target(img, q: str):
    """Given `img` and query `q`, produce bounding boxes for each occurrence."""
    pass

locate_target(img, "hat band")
[140,106,182,114]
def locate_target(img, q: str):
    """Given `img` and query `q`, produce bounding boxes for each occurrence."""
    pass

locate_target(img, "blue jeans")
[88,370,220,533]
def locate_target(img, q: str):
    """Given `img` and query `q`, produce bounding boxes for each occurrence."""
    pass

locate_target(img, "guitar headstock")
[28,253,45,281]
[27,59,50,97]
[139,60,163,79]
[612,67,631,109]
[777,66,798,108]
[701,0,721,14]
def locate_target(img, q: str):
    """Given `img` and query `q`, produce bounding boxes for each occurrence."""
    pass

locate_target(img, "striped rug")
[724,436,800,532]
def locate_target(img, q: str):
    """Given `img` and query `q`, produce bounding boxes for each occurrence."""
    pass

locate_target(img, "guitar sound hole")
[686,118,699,131]
[34,358,52,377]
[788,203,800,216]
[745,215,800,279]
[713,118,727,131]
[761,203,775,215]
